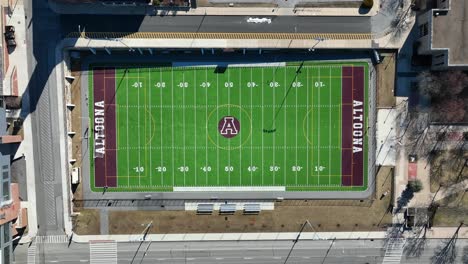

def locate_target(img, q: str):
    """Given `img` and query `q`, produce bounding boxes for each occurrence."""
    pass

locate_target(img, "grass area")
[89,61,369,192]
[376,55,396,108]
[72,209,100,235]
[432,191,468,227]
[429,149,468,193]
[107,166,392,234]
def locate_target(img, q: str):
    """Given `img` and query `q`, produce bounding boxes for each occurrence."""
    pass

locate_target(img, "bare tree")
[418,71,443,97]
[431,222,464,264]
[431,98,466,123]
[439,70,468,96]
[404,217,428,258]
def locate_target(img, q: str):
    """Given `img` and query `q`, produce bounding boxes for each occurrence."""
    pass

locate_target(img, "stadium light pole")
[308,37,326,52]
[283,220,318,264]
[130,221,153,264]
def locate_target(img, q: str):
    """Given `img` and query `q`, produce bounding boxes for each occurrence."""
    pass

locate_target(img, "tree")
[408,180,423,193]
[362,0,374,8]
[439,70,468,96]
[431,98,466,123]
[418,71,443,97]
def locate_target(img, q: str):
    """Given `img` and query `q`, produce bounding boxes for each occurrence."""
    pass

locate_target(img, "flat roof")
[432,0,468,65]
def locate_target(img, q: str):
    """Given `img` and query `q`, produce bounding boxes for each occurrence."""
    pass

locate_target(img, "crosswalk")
[36,235,69,244]
[90,241,117,264]
[27,243,36,264]
[382,237,406,263]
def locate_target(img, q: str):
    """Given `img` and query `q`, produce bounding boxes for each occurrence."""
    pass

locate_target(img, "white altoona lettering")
[352,100,364,153]
[94,101,105,158]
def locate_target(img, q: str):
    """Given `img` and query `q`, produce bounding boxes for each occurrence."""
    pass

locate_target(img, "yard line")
[149,67,152,188]
[194,69,197,186]
[137,68,141,186]
[205,67,208,184]
[306,66,309,186]
[284,67,287,186]
[250,68,253,185]
[329,66,332,185]
[261,68,264,185]
[295,68,298,185]
[318,67,321,185]
[228,69,230,186]
[239,68,242,186]
[272,67,276,185]
[171,68,175,186]
[217,71,219,186]
[160,68,163,186]
[183,72,186,186]
[126,68,130,186]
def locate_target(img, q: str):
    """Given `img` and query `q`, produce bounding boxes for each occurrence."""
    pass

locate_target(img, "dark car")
[4,25,16,47]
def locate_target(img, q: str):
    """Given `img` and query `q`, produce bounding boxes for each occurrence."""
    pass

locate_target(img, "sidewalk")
[49,0,380,16]
[1,0,38,239]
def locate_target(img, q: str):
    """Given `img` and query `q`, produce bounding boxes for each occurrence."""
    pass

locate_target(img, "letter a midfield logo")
[218,116,240,138]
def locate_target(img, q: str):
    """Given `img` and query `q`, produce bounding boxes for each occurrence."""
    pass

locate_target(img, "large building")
[0,106,26,264]
[416,0,468,70]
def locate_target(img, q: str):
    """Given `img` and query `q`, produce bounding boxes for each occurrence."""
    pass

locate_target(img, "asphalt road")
[59,15,371,35]
[13,239,468,264]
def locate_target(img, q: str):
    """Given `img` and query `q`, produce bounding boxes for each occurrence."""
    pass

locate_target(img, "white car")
[247,17,272,24]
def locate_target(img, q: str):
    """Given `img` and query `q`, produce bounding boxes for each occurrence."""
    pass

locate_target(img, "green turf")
[89,62,369,192]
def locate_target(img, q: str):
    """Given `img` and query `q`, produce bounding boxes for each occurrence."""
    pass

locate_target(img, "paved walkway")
[49,0,380,16]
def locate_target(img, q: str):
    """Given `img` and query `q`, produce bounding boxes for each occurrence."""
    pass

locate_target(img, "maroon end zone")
[341,66,365,187]
[93,67,117,188]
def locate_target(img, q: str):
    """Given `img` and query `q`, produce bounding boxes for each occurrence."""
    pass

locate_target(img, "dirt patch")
[73,209,100,235]
[108,167,393,234]
[376,54,396,108]
[429,149,468,193]
[70,60,84,200]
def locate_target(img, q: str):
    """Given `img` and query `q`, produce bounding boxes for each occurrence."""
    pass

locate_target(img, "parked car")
[4,25,16,47]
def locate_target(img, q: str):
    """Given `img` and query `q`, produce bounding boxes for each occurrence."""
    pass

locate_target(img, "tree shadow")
[395,185,415,212]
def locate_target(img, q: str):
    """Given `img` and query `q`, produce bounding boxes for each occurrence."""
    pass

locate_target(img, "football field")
[89,61,369,192]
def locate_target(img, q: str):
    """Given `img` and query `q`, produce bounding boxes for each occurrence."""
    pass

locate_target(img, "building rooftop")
[432,0,468,65]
